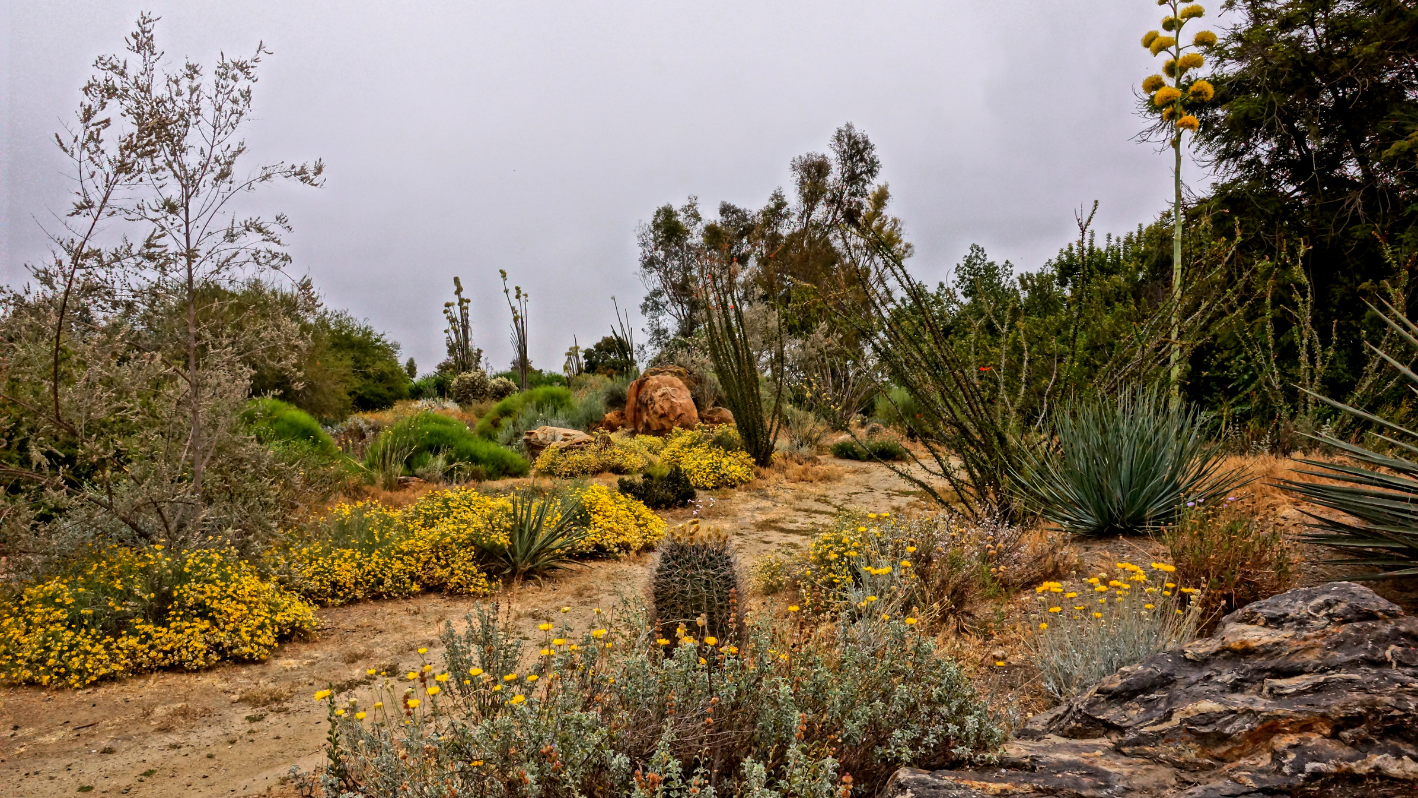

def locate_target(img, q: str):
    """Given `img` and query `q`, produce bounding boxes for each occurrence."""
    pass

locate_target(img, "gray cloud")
[1,0,1217,372]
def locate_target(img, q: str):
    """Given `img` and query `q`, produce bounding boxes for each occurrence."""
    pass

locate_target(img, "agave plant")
[1013,386,1247,536]
[490,491,589,582]
[1279,303,1418,578]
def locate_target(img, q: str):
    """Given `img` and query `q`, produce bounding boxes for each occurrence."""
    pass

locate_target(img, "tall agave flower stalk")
[1140,2,1217,407]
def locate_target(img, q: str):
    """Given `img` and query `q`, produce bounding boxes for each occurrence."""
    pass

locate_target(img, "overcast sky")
[1,1,1218,373]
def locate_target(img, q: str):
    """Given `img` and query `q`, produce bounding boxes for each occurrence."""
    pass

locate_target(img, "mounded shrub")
[831,437,908,461]
[473,385,575,440]
[242,397,335,454]
[366,412,528,480]
[450,369,492,405]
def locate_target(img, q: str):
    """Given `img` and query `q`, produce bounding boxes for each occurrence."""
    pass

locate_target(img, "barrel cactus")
[651,520,743,644]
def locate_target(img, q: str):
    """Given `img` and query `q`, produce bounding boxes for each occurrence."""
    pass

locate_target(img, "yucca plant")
[1014,386,1247,536]
[1279,302,1418,578]
[490,491,588,583]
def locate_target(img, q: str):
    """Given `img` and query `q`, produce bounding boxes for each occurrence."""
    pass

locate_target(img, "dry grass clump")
[763,454,844,484]
[1163,497,1296,628]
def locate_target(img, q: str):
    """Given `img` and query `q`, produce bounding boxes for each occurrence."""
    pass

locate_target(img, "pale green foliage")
[1013,386,1247,536]
[320,591,1002,796]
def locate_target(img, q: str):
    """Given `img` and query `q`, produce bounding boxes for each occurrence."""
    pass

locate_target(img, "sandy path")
[0,459,932,797]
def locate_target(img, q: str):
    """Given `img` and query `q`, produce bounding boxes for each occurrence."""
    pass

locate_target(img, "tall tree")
[637,198,706,349]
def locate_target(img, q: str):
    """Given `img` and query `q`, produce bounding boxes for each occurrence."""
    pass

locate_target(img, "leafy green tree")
[637,198,706,350]
[1187,0,1418,425]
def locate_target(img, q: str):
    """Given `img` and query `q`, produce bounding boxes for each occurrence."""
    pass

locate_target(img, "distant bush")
[831,437,908,461]
[873,385,920,434]
[618,463,697,509]
[493,368,567,390]
[242,397,336,454]
[366,412,528,481]
[449,369,492,405]
[473,386,575,440]
[408,373,450,400]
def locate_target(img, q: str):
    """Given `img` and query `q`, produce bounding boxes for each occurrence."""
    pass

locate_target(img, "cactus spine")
[651,520,743,644]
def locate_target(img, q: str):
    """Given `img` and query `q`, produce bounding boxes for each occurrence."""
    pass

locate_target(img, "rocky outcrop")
[888,582,1418,798]
[599,409,626,433]
[522,426,592,459]
[623,374,698,435]
[700,406,734,427]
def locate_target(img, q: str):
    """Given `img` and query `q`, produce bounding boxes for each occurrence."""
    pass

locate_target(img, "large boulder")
[887,582,1418,798]
[523,426,592,459]
[623,373,698,436]
[700,406,735,427]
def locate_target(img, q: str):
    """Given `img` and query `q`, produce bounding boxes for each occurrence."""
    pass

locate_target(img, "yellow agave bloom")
[1194,30,1218,47]
[1150,35,1177,56]
[1189,80,1215,101]
[1142,74,1166,93]
[1179,4,1205,19]
[1142,30,1160,48]
[1178,53,1204,71]
[1177,115,1200,131]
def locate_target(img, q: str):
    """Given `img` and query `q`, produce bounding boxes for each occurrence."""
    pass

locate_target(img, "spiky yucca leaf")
[491,492,588,582]
[1278,301,1418,578]
[1013,386,1248,536]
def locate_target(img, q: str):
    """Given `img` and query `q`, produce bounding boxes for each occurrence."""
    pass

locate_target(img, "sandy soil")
[0,458,936,798]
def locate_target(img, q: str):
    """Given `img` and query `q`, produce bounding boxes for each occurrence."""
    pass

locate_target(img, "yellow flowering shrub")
[0,546,316,688]
[659,426,755,489]
[571,484,666,554]
[531,432,654,477]
[280,485,663,605]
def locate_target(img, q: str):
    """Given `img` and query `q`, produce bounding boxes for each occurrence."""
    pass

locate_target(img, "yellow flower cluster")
[571,484,666,554]
[279,495,504,605]
[283,486,664,604]
[0,547,315,688]
[1030,560,1198,629]
[531,432,657,477]
[658,426,755,489]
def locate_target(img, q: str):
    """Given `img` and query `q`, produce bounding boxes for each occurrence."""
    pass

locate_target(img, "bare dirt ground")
[0,458,936,798]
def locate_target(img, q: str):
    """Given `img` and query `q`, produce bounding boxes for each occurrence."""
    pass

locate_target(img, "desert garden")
[3,3,1418,797]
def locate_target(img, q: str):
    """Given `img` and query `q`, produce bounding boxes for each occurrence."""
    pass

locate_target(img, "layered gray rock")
[887,582,1418,797]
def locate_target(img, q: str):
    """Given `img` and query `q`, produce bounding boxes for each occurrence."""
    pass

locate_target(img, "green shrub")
[618,464,697,509]
[473,386,575,440]
[493,368,567,390]
[450,369,492,405]
[873,385,919,434]
[408,373,449,400]
[319,588,1002,796]
[242,397,335,454]
[830,437,908,461]
[366,412,528,481]
[496,392,606,450]
[1013,386,1247,536]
